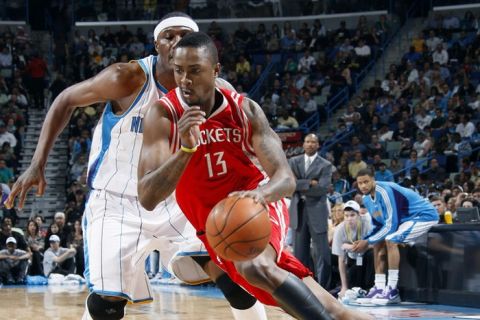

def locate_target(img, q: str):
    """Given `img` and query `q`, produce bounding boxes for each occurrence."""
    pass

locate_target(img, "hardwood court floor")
[0,284,293,320]
[2,284,480,320]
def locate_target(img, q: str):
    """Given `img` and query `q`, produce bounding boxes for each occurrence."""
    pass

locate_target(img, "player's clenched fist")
[178,106,205,148]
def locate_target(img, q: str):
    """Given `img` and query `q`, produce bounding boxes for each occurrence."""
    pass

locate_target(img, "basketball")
[205,195,271,261]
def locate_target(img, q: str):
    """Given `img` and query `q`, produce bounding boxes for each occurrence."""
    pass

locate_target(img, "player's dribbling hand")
[178,106,205,148]
[229,189,267,207]
[5,164,46,209]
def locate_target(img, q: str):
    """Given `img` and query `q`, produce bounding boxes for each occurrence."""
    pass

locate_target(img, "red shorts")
[198,199,312,306]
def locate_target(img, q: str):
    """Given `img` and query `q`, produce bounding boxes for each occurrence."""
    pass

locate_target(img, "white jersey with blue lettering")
[82,56,209,303]
[87,55,168,196]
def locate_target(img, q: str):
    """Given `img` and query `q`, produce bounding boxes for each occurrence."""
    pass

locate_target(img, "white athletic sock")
[230,300,268,320]
[374,274,386,290]
[387,269,399,289]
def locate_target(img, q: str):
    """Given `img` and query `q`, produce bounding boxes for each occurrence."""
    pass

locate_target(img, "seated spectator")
[43,235,76,277]
[54,212,71,248]
[428,158,446,184]
[378,124,393,142]
[342,104,361,128]
[0,217,27,251]
[0,160,13,184]
[455,114,475,138]
[332,201,373,299]
[280,29,296,52]
[375,162,394,182]
[299,91,317,115]
[67,219,84,276]
[403,46,421,63]
[327,184,343,205]
[33,214,47,238]
[366,134,386,158]
[430,108,446,129]
[298,49,316,74]
[432,44,449,66]
[25,220,44,276]
[414,106,432,131]
[393,120,414,141]
[276,109,299,129]
[0,237,30,284]
[430,195,447,224]
[44,222,61,250]
[412,131,433,157]
[348,150,367,179]
[412,33,425,53]
[404,150,425,176]
[328,203,345,245]
[354,39,371,65]
[389,158,402,174]
[0,122,17,149]
[332,169,350,196]
[406,61,419,83]
[425,30,442,52]
[235,55,251,78]
[283,56,298,74]
[348,136,367,155]
[460,197,479,209]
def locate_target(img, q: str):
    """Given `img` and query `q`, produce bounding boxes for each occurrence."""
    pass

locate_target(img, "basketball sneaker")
[371,286,401,305]
[355,286,383,304]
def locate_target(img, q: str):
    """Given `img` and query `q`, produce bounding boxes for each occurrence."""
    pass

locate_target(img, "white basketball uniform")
[83,55,208,303]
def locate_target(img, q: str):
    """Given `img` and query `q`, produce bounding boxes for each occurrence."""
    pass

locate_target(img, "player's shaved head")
[175,32,219,64]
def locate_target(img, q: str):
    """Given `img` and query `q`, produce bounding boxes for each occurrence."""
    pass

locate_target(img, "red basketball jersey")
[160,88,266,232]
[160,88,311,306]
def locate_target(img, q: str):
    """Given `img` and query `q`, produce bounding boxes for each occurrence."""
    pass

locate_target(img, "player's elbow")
[138,187,155,211]
[137,182,162,211]
[283,174,296,196]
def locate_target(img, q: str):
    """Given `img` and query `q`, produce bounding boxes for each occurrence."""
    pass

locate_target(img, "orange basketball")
[206,195,271,261]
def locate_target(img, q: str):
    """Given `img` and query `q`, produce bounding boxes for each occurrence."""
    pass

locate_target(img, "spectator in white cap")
[43,234,76,277]
[332,200,374,300]
[0,236,31,284]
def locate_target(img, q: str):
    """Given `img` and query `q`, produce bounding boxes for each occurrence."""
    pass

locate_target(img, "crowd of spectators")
[323,12,480,295]
[256,15,391,129]
[72,0,391,22]
[0,212,83,284]
[322,11,480,206]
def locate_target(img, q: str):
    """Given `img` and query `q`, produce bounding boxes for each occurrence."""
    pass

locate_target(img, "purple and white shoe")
[355,286,383,304]
[371,286,401,305]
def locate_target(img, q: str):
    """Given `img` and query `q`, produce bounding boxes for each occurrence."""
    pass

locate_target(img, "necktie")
[305,157,312,171]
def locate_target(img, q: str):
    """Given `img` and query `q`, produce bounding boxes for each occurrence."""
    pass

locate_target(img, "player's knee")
[235,258,279,288]
[385,239,399,248]
[377,246,387,259]
[215,273,257,310]
[86,293,127,320]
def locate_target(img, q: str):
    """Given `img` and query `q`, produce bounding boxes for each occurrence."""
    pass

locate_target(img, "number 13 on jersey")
[205,152,227,178]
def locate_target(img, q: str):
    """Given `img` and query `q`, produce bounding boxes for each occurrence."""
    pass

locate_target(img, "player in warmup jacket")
[6,13,267,320]
[138,31,373,320]
[352,168,438,304]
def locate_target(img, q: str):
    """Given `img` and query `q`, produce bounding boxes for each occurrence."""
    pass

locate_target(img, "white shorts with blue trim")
[83,189,204,303]
[385,219,438,244]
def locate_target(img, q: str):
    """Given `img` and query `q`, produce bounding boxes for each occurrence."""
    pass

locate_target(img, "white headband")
[153,17,199,40]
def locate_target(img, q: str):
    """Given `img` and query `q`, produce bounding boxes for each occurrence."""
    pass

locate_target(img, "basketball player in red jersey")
[138,32,373,320]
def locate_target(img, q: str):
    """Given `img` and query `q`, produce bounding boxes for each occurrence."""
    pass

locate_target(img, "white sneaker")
[371,286,401,305]
[355,286,383,304]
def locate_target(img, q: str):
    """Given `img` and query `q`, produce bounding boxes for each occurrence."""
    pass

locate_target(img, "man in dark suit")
[289,133,333,288]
